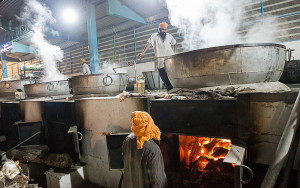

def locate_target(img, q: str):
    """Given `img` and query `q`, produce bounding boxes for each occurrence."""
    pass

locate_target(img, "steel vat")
[24,80,70,97]
[0,80,32,98]
[70,73,128,96]
[164,43,286,88]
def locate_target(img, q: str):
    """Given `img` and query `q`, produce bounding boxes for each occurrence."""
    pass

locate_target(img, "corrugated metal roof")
[119,0,167,17]
[95,1,108,19]
[97,20,141,37]
[48,39,79,49]
[0,0,167,53]
[96,15,128,29]
[0,0,23,19]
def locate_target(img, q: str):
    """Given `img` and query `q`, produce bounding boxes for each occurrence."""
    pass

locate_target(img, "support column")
[87,3,100,74]
[260,0,264,22]
[0,53,8,79]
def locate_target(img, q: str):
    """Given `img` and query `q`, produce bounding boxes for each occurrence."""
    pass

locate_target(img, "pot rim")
[165,43,286,59]
[71,73,128,79]
[24,79,69,87]
[0,79,33,83]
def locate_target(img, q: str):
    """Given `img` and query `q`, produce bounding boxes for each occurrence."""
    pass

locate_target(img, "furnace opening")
[178,135,235,187]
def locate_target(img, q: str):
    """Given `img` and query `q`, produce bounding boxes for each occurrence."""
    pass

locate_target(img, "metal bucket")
[126,77,136,90]
[165,43,286,89]
[24,80,70,97]
[0,79,33,98]
[142,71,164,90]
[70,73,128,96]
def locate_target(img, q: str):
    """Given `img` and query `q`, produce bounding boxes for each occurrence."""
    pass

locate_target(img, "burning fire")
[179,136,231,171]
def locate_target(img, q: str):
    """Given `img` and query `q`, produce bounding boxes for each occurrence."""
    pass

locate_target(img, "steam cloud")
[283,40,300,60]
[99,59,116,73]
[165,0,284,50]
[18,0,67,82]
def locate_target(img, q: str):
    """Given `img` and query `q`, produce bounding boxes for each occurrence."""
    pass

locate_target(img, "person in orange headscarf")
[138,22,177,91]
[81,58,91,75]
[123,111,167,188]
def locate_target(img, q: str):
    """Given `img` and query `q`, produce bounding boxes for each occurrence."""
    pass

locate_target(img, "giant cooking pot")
[70,73,128,96]
[24,80,70,97]
[279,60,300,84]
[164,43,286,88]
[0,79,33,98]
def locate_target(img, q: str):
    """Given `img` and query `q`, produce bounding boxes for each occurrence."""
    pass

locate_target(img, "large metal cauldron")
[280,60,300,84]
[24,80,70,97]
[70,73,128,96]
[0,80,32,98]
[165,43,286,88]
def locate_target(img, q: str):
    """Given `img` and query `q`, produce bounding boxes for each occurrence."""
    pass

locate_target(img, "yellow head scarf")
[81,58,87,63]
[159,22,168,29]
[131,111,161,149]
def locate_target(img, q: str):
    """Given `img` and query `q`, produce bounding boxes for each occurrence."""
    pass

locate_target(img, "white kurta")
[147,33,176,68]
[82,63,91,75]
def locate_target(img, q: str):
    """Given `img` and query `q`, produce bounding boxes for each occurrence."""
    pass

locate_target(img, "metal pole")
[17,62,19,78]
[70,51,72,74]
[1,53,8,79]
[134,29,137,62]
[23,61,25,79]
[114,35,117,64]
[1,131,41,157]
[134,60,137,84]
[260,0,264,22]
[87,3,100,74]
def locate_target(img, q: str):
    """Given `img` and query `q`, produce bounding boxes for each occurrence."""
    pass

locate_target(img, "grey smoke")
[166,0,285,50]
[17,0,67,82]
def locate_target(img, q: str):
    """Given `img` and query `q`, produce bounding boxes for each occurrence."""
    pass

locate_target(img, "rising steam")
[17,0,67,82]
[165,0,284,50]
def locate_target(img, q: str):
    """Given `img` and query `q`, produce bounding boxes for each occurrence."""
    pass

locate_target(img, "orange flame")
[179,136,232,171]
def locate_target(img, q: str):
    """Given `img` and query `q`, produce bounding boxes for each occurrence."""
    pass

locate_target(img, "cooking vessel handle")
[240,165,253,184]
[77,132,83,141]
[103,74,113,86]
[4,82,11,89]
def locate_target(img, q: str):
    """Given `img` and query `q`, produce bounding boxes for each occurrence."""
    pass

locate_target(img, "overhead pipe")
[134,29,137,62]
[70,51,72,74]
[260,0,264,22]
[86,3,100,74]
[114,34,117,64]
[261,92,300,188]
[0,53,8,79]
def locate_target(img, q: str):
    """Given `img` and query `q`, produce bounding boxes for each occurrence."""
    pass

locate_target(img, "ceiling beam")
[108,0,146,24]
[10,42,35,54]
[3,55,22,62]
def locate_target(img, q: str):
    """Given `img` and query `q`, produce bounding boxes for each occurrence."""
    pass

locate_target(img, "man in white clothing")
[138,22,177,91]
[81,58,91,75]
